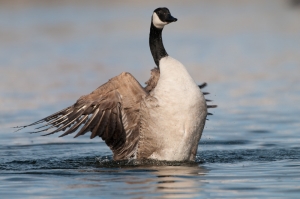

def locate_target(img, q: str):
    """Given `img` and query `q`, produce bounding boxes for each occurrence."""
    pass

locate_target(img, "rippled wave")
[1,143,299,171]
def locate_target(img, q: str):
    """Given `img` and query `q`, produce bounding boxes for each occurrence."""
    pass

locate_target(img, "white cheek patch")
[152,13,167,29]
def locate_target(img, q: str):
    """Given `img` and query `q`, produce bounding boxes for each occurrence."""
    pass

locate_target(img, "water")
[1,0,300,198]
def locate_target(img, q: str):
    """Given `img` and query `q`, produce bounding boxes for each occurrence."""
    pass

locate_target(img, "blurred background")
[1,1,300,198]
[1,0,299,145]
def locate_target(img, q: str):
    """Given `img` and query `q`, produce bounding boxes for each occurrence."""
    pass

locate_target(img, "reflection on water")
[75,166,207,199]
[149,166,206,198]
[1,165,208,199]
[1,0,300,198]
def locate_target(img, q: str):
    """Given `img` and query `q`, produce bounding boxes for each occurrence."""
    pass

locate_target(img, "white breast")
[146,56,207,161]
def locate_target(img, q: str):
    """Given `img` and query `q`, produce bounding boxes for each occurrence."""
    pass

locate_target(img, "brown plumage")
[144,67,160,93]
[15,70,216,160]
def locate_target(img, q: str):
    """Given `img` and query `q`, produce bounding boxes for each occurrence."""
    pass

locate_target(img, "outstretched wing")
[16,72,147,160]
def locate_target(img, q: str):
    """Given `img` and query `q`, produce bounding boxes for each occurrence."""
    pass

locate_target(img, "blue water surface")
[0,1,300,198]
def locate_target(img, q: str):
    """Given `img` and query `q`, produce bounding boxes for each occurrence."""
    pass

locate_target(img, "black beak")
[165,15,177,23]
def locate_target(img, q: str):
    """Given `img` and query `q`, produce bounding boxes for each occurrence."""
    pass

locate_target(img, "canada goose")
[16,7,216,161]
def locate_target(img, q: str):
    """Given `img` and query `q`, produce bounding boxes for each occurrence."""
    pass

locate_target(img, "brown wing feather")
[16,72,147,160]
[144,67,160,93]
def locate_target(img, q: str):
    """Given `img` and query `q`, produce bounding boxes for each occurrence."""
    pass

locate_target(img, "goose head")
[152,7,177,29]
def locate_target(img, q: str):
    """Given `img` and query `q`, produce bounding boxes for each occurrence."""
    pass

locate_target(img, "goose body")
[16,7,215,161]
[142,56,207,161]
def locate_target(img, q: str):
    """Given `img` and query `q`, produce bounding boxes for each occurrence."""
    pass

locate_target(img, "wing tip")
[207,105,218,109]
[199,82,207,89]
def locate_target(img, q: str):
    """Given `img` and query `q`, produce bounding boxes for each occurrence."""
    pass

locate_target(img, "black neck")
[149,23,168,68]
